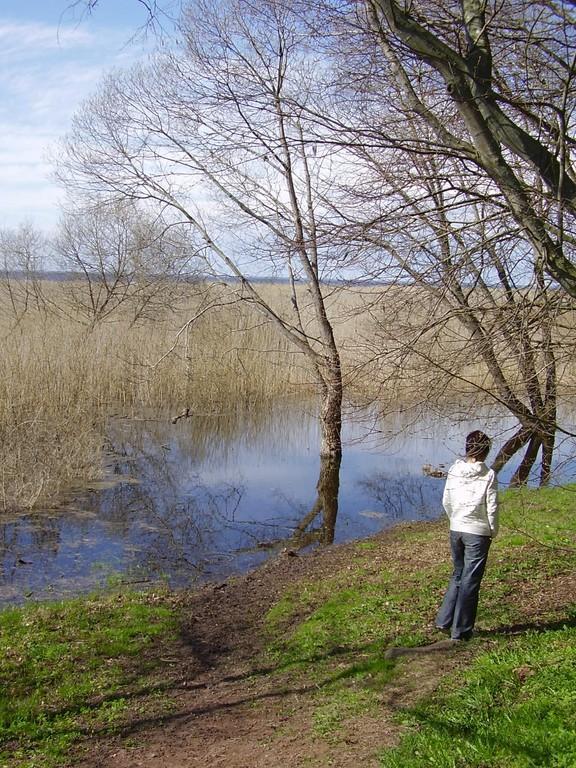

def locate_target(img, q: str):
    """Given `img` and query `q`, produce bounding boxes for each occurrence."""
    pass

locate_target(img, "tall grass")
[0,280,372,509]
[2,278,575,510]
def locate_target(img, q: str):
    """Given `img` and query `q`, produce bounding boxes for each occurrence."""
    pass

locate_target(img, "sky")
[0,0,165,233]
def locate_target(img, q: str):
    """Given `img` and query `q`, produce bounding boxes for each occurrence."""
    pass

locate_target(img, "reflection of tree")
[100,413,342,570]
[130,484,245,579]
[357,473,442,522]
[84,452,246,581]
[100,445,343,570]
[239,455,342,553]
[293,455,341,547]
[29,516,61,555]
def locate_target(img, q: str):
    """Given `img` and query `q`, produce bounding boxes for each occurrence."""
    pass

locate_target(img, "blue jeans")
[436,531,491,640]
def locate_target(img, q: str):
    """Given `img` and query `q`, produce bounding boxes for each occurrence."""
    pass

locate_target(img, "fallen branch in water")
[171,408,191,424]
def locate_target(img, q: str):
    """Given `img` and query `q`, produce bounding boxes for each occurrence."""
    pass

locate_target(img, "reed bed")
[1,277,575,510]
[0,280,363,509]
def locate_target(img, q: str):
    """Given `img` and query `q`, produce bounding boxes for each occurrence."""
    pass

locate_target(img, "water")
[1,400,575,605]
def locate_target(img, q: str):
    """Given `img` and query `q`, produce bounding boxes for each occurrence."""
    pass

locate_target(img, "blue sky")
[0,1,160,232]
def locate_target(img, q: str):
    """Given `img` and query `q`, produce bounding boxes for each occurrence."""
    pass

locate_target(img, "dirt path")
[74,524,576,768]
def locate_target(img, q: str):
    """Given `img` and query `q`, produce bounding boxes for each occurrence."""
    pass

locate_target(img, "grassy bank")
[1,485,575,766]
[261,484,576,765]
[0,591,178,768]
[380,626,576,767]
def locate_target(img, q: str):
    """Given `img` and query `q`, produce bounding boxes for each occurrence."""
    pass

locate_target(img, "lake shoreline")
[2,485,576,766]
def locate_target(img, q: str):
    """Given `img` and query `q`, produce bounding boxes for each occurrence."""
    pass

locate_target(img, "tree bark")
[491,427,531,475]
[319,356,343,458]
[510,433,542,486]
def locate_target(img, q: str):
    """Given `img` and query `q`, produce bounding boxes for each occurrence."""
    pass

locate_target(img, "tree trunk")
[491,426,531,475]
[510,433,541,486]
[540,428,555,487]
[319,358,343,458]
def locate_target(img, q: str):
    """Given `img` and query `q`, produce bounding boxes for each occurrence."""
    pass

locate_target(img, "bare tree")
[58,0,576,480]
[54,201,197,327]
[0,223,50,325]
[62,0,180,37]
[272,0,575,483]
[364,0,576,297]
[57,0,345,456]
[337,136,569,484]
[62,0,576,304]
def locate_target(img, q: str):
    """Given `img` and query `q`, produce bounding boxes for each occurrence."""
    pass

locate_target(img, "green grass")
[371,486,575,767]
[0,592,178,767]
[313,688,378,740]
[263,532,447,734]
[263,485,576,753]
[379,622,576,767]
[265,570,440,670]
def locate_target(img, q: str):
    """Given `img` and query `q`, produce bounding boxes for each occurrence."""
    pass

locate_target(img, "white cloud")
[0,19,91,53]
[0,17,149,232]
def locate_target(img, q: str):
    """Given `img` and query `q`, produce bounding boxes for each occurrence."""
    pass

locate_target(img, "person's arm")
[442,474,454,520]
[486,470,499,537]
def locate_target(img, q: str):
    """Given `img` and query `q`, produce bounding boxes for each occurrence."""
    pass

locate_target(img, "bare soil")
[74,522,576,768]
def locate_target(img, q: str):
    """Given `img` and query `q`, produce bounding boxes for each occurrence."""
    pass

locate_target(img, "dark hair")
[465,430,491,461]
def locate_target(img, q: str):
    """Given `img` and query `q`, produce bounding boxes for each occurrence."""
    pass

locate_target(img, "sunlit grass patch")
[479,484,576,628]
[265,558,447,671]
[313,688,379,741]
[379,621,576,767]
[263,554,445,739]
[0,592,178,767]
[263,485,576,749]
[355,539,379,551]
[499,485,576,546]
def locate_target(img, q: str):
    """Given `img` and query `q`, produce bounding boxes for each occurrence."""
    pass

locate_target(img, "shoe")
[451,632,474,642]
[435,626,451,636]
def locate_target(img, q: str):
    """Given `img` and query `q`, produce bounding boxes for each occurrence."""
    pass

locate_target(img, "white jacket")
[442,458,499,537]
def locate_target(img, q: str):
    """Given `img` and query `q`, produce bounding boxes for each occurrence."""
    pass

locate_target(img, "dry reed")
[2,278,574,510]
[0,280,374,509]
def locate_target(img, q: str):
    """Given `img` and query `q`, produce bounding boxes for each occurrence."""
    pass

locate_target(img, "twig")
[508,526,576,553]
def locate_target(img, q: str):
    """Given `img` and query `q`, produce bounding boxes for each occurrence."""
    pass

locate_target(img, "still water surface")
[1,401,575,605]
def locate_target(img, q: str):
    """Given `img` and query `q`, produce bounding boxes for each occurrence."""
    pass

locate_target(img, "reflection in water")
[1,401,575,605]
[297,454,341,546]
[357,472,433,521]
[253,454,342,551]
